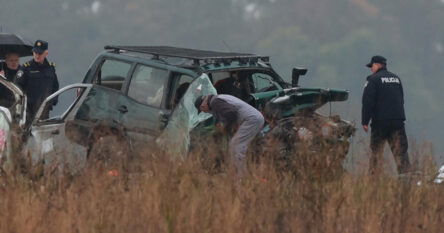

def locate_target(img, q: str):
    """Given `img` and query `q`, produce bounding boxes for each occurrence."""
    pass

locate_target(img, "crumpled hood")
[256,87,349,119]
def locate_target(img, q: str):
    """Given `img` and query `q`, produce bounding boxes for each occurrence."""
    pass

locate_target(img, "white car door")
[0,75,26,171]
[24,84,90,172]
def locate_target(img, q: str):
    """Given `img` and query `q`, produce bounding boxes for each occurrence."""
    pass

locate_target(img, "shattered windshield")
[157,74,217,158]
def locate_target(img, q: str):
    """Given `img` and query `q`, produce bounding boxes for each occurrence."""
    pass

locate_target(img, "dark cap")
[194,95,205,113]
[32,40,48,54]
[366,55,386,68]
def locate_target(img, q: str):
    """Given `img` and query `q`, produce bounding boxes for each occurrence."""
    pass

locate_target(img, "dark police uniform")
[15,59,59,121]
[362,58,410,175]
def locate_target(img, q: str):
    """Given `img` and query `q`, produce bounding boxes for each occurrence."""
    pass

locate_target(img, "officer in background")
[15,40,59,122]
[362,55,411,175]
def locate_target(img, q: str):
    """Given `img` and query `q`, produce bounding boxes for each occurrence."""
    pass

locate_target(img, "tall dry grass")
[0,141,443,233]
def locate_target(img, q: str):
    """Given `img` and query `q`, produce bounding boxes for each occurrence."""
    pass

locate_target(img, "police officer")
[362,55,411,175]
[15,40,59,122]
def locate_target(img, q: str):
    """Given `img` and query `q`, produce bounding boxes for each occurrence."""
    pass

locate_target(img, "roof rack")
[104,45,269,65]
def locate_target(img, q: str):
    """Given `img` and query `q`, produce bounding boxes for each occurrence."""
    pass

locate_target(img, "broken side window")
[156,73,217,158]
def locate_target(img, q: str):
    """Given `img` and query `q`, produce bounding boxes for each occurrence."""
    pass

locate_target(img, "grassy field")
[0,144,443,233]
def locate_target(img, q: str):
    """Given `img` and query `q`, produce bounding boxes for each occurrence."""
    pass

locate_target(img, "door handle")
[159,112,169,123]
[118,105,128,114]
[159,112,170,130]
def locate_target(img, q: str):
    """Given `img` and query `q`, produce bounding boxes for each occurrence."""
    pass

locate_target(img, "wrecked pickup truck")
[0,46,354,174]
[82,46,354,153]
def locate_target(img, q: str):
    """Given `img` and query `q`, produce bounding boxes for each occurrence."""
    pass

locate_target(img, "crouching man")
[194,94,264,177]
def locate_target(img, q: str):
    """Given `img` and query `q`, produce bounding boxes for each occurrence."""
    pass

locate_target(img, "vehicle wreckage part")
[297,127,313,141]
[434,165,444,184]
[156,74,217,158]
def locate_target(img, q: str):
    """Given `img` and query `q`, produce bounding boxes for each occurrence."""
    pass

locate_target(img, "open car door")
[0,74,26,170]
[24,84,91,171]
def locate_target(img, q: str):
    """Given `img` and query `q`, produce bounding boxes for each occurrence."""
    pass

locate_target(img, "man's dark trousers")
[370,120,410,175]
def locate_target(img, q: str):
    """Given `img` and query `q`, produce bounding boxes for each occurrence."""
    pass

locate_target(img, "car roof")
[104,45,270,68]
[105,45,266,60]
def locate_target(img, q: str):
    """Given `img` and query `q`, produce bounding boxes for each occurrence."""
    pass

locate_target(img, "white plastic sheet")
[434,165,444,184]
[0,107,12,164]
[157,74,217,159]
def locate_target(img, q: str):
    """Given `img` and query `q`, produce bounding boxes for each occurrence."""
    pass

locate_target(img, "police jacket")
[15,59,59,115]
[361,67,405,126]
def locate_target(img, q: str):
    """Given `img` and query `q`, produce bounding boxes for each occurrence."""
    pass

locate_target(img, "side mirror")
[291,67,307,87]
